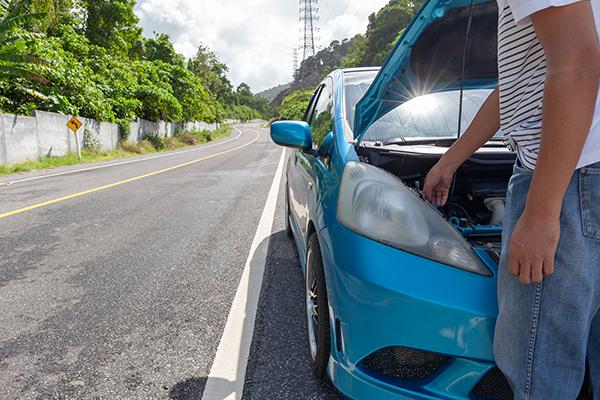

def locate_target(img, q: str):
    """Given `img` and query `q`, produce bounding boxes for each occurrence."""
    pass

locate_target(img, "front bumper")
[318,222,503,399]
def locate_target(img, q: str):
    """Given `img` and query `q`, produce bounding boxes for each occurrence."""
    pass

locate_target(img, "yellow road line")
[0,131,260,220]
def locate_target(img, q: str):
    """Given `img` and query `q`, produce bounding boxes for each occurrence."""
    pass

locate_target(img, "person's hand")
[508,209,560,284]
[422,161,456,206]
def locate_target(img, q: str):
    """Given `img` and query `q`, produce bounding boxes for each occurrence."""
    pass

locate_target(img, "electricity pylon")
[299,0,320,61]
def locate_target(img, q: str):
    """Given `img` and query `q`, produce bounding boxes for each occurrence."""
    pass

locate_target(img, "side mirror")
[270,121,313,150]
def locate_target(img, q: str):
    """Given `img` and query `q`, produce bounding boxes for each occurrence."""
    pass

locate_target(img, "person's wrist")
[524,183,564,220]
[523,202,561,221]
[439,153,461,174]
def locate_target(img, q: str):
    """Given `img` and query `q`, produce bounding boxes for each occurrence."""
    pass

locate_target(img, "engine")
[357,141,515,258]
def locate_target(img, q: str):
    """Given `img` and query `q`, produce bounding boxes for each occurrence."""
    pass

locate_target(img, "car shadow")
[170,376,244,400]
[170,229,341,400]
[242,229,342,399]
[169,377,210,400]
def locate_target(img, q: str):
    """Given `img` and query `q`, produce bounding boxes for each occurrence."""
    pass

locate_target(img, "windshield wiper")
[381,137,456,146]
[380,135,505,147]
[381,137,407,146]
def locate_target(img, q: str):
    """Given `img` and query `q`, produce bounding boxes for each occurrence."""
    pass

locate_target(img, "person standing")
[423,0,600,398]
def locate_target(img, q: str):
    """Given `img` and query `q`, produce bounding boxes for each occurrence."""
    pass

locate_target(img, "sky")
[134,0,389,93]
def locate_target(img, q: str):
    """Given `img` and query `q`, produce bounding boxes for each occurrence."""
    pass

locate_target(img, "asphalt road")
[0,124,340,399]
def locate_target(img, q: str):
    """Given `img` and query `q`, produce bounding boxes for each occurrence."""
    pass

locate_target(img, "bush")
[164,136,184,149]
[176,132,197,145]
[145,134,166,150]
[279,90,313,121]
[137,140,158,153]
[117,119,132,142]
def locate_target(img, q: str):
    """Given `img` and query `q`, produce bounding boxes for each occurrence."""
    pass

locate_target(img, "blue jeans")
[494,162,600,399]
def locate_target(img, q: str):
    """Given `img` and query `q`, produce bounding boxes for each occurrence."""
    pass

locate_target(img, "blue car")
[271,0,517,398]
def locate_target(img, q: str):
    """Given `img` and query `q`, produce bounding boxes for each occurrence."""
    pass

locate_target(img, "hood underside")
[354,0,499,140]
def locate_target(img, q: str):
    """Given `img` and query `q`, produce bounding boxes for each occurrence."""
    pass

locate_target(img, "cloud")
[135,0,388,92]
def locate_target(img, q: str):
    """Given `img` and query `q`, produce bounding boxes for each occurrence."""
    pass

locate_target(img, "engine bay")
[357,141,515,262]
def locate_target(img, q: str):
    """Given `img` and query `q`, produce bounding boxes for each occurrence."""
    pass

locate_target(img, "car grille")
[360,346,449,381]
[478,242,502,264]
[471,367,513,400]
[486,248,501,264]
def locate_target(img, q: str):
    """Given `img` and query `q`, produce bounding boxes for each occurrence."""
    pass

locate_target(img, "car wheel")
[305,233,331,379]
[285,182,293,238]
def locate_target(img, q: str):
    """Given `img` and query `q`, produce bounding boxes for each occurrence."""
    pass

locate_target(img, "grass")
[0,125,232,176]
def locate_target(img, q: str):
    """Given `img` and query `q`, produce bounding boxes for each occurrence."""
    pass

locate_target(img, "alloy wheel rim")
[306,251,319,361]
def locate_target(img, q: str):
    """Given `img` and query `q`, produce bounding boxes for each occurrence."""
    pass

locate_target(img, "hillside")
[257,82,292,102]
[275,0,424,111]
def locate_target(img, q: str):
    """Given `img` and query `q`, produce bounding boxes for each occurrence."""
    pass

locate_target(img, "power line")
[299,0,320,61]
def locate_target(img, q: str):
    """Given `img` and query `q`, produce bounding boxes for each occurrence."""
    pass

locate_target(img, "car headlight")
[337,161,491,276]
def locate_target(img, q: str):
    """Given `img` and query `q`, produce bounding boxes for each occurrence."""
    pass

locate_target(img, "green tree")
[340,34,367,68]
[279,90,312,121]
[134,60,182,122]
[188,44,232,103]
[28,26,114,119]
[0,0,270,124]
[234,82,273,117]
[28,0,80,34]
[0,0,48,81]
[341,0,425,68]
[236,82,253,101]
[361,0,423,66]
[169,63,217,122]
[143,33,184,66]
[83,0,142,57]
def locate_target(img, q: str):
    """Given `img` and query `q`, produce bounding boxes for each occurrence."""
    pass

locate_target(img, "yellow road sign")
[67,116,82,134]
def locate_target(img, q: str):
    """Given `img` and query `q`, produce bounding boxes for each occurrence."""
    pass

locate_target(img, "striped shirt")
[497,0,600,171]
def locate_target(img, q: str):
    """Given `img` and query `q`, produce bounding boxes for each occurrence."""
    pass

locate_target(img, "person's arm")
[423,86,500,205]
[509,1,600,284]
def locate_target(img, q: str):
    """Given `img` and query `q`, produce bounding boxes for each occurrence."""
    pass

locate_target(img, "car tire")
[305,233,331,380]
[285,182,293,238]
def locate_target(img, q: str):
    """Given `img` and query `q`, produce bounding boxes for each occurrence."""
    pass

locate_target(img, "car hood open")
[353,0,498,141]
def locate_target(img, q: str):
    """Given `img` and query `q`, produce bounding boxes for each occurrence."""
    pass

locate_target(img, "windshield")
[344,71,498,142]
[344,70,379,132]
[362,89,499,142]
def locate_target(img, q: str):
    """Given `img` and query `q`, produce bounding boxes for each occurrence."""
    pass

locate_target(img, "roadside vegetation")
[0,125,232,176]
[0,0,274,131]
[0,0,269,175]
[277,0,424,119]
[278,90,313,121]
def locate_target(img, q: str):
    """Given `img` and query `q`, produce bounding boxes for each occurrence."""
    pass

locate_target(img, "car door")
[295,78,334,243]
[287,85,322,244]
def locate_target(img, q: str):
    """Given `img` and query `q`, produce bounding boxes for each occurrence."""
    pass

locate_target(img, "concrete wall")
[1,114,39,165]
[0,110,242,166]
[35,111,70,158]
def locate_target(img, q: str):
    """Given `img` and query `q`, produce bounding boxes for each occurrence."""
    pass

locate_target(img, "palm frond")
[23,87,48,100]
[0,0,13,14]
[0,31,43,44]
[0,0,48,83]
[0,64,49,83]
[0,51,48,65]
[0,11,47,33]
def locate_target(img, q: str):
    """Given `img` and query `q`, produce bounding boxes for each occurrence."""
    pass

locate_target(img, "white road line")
[202,148,286,400]
[0,126,247,187]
